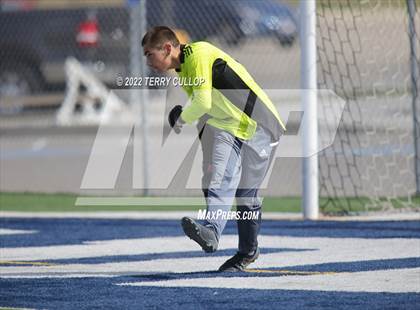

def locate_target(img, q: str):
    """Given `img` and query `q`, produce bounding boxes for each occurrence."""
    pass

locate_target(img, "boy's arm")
[180,56,212,124]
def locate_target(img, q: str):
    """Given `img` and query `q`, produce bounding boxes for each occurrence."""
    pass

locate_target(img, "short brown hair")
[141,26,180,48]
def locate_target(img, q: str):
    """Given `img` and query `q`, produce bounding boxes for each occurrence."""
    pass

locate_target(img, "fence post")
[129,0,149,195]
[407,0,420,196]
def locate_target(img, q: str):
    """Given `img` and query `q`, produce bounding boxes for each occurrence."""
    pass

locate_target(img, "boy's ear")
[163,42,171,56]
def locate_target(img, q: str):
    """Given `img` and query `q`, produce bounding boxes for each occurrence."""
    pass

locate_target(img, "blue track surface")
[1,217,419,309]
[2,278,420,310]
[2,218,420,248]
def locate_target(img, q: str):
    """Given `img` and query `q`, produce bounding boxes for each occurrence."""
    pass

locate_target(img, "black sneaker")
[181,217,218,253]
[218,248,260,272]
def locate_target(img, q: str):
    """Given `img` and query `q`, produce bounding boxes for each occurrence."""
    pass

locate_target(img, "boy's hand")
[168,105,185,134]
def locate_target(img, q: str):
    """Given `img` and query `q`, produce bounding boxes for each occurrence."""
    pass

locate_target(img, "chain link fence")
[0,0,298,120]
[0,0,419,214]
[0,0,301,197]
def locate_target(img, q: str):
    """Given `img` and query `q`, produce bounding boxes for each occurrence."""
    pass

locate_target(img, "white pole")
[300,0,318,220]
[130,0,149,195]
[407,0,420,196]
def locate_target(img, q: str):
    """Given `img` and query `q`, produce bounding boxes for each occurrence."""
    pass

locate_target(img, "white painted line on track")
[0,211,301,220]
[0,229,37,235]
[1,236,419,262]
[1,236,419,284]
[117,268,420,293]
[1,211,419,221]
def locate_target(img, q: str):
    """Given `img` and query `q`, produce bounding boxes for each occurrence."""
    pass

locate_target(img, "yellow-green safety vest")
[177,41,286,141]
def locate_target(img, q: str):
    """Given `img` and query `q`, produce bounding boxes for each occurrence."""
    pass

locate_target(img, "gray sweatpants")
[199,124,277,255]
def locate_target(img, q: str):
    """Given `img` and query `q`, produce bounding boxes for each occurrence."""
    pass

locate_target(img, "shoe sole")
[181,217,217,253]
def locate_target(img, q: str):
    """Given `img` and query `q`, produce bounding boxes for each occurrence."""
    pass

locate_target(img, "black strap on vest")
[211,58,284,141]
